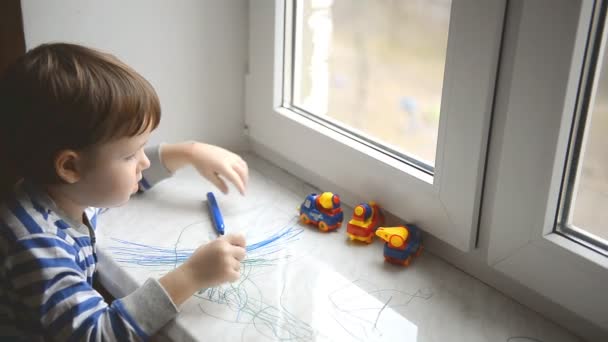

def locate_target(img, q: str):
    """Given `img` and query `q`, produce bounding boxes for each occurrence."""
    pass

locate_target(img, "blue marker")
[206,192,225,235]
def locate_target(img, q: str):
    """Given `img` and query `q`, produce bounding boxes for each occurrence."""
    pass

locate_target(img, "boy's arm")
[137,145,174,192]
[138,142,249,196]
[6,234,178,341]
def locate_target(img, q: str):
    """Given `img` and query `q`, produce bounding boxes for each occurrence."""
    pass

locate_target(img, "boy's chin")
[105,194,134,208]
[103,186,138,207]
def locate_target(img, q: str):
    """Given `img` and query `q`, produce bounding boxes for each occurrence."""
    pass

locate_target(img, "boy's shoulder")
[0,188,70,248]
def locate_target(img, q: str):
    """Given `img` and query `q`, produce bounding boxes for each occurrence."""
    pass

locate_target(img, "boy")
[0,43,248,340]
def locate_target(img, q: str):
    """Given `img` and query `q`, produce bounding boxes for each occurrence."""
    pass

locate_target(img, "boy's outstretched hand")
[190,143,248,195]
[160,142,249,195]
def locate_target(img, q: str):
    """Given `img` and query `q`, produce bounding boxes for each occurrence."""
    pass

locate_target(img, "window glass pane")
[293,0,451,167]
[570,48,608,243]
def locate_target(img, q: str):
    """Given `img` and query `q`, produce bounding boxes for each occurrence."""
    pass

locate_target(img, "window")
[557,21,608,252]
[247,0,506,251]
[288,0,451,170]
[484,0,608,332]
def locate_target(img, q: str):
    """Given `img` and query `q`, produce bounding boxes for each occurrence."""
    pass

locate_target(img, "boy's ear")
[54,150,83,184]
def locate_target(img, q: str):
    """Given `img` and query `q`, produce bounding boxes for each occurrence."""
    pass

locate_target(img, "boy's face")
[74,128,152,208]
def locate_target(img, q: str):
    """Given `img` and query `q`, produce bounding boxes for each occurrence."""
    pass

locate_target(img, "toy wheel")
[402,256,412,266]
[364,235,373,244]
[299,214,311,225]
[318,221,329,232]
[415,245,424,257]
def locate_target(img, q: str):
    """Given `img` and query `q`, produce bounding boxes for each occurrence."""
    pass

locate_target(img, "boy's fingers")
[228,269,240,282]
[208,172,228,194]
[225,233,246,248]
[233,246,246,261]
[233,162,248,192]
[222,167,245,195]
[230,258,241,273]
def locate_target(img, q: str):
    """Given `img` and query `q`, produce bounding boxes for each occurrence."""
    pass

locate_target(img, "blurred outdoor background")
[295,0,450,167]
[572,51,608,243]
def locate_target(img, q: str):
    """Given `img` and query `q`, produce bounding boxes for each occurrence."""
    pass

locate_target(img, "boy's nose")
[139,151,151,171]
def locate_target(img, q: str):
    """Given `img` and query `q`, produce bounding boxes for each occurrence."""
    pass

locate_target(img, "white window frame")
[246,0,506,251]
[483,0,608,331]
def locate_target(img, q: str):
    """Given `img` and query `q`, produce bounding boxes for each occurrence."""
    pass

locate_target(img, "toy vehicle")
[375,225,423,266]
[346,201,384,243]
[299,192,343,232]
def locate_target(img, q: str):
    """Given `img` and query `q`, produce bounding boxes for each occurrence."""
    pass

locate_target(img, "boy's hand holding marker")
[186,233,246,287]
[159,233,246,305]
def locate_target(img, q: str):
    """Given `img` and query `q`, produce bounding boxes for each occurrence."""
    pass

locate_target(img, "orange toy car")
[346,201,384,243]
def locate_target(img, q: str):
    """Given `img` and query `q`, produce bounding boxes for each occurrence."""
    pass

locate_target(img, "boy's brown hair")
[0,43,161,196]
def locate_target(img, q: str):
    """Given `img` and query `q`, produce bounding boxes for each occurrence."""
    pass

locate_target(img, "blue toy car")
[299,192,344,232]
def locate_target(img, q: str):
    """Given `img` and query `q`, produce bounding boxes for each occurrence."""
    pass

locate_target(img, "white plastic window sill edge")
[541,232,608,270]
[273,106,435,186]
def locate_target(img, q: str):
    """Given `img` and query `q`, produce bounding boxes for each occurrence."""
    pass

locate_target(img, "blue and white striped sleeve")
[138,145,174,192]
[6,234,178,341]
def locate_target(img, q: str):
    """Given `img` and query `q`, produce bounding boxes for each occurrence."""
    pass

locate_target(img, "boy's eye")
[125,154,136,161]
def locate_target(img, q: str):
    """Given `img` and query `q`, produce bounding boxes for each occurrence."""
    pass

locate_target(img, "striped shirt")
[0,145,179,341]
